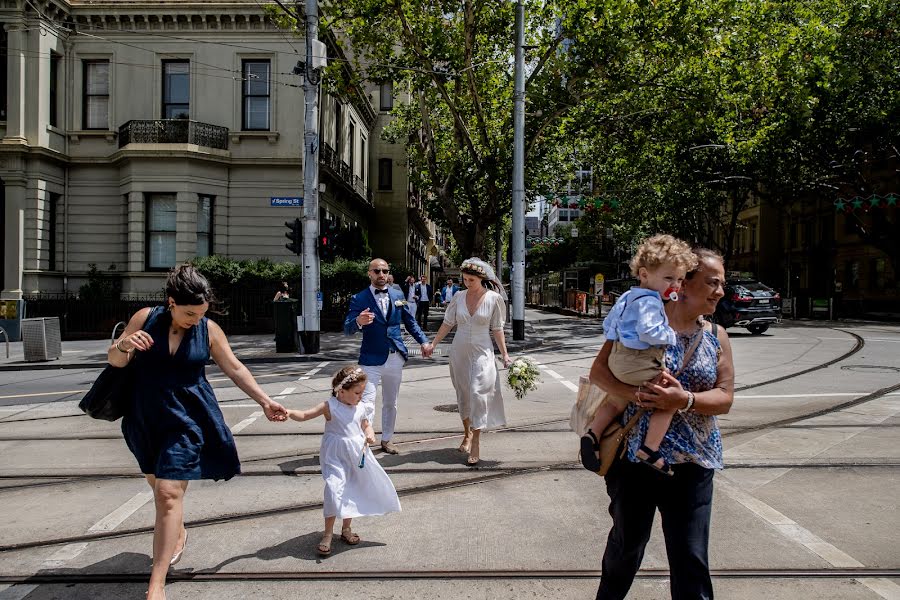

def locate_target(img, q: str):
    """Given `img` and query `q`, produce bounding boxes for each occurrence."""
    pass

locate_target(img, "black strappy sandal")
[637,445,674,476]
[579,430,601,471]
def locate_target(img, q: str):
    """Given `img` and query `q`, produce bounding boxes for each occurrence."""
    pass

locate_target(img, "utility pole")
[511,0,526,340]
[299,0,324,353]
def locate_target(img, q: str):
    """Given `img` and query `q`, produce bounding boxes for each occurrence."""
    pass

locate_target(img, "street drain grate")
[434,404,459,413]
[840,365,900,373]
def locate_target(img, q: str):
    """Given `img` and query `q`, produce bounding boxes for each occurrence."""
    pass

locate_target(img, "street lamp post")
[511,0,526,341]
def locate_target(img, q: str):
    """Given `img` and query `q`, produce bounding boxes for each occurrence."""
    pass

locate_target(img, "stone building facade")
[0,0,436,301]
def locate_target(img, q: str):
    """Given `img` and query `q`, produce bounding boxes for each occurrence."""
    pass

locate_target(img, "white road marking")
[280,387,296,395]
[0,390,84,400]
[41,542,90,567]
[0,585,39,600]
[717,479,900,600]
[560,380,579,392]
[297,362,331,381]
[543,369,564,380]
[230,410,264,434]
[88,491,155,533]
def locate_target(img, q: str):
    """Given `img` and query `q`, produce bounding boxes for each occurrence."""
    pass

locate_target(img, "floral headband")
[460,261,489,279]
[334,367,365,394]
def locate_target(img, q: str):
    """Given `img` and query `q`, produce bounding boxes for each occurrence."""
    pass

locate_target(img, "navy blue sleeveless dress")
[121,306,241,481]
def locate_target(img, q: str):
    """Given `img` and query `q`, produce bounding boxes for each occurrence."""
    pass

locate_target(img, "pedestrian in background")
[286,365,400,556]
[429,258,511,466]
[273,281,291,301]
[416,274,433,331]
[110,265,287,600]
[441,277,459,306]
[401,274,419,319]
[591,248,734,600]
[386,273,403,292]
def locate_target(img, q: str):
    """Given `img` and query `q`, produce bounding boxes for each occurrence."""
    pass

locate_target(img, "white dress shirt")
[370,285,390,318]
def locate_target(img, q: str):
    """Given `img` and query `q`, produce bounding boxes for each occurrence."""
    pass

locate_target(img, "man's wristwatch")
[679,391,695,413]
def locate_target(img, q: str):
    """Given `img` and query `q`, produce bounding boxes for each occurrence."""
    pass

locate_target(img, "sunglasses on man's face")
[371,268,390,274]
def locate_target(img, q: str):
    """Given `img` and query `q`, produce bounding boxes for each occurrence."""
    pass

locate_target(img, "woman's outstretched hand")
[263,400,288,422]
[635,371,689,411]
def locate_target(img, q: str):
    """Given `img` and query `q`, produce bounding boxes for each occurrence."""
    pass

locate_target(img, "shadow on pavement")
[202,529,386,568]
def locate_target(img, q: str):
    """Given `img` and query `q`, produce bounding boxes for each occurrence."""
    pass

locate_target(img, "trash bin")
[273,299,299,353]
[0,299,26,342]
[21,317,62,361]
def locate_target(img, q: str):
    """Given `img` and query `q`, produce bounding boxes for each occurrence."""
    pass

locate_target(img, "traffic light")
[285,218,302,255]
[318,223,335,261]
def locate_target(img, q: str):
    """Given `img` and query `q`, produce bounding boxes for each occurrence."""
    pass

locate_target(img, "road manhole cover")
[434,404,459,413]
[840,365,900,373]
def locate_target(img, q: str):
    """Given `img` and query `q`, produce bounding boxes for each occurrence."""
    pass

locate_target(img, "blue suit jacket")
[343,287,429,366]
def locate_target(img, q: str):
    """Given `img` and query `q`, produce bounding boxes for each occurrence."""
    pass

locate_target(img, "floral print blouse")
[622,326,725,470]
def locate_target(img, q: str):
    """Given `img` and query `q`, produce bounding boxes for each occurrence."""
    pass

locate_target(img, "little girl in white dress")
[287,365,401,556]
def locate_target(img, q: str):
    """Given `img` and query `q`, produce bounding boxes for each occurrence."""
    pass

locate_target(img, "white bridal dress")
[444,290,507,430]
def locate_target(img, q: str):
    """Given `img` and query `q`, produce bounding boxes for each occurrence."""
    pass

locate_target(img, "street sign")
[316,290,323,311]
[570,226,578,238]
[271,197,303,207]
[594,273,605,296]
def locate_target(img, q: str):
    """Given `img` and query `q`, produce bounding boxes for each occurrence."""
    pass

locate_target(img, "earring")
[168,304,174,312]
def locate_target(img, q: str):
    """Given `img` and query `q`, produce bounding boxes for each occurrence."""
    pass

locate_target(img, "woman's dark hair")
[166,265,216,306]
[686,248,725,279]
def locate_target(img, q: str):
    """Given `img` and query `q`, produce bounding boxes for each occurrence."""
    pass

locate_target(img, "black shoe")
[579,430,601,471]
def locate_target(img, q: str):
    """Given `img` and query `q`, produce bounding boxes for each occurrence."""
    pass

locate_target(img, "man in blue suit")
[344,258,433,454]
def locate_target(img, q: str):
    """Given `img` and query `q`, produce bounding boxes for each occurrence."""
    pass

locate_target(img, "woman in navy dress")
[109,266,287,600]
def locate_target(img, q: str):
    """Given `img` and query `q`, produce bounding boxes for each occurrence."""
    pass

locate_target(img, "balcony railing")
[319,142,372,206]
[118,120,229,150]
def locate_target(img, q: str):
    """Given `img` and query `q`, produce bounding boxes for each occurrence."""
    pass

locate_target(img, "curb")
[0,337,546,372]
[0,353,351,372]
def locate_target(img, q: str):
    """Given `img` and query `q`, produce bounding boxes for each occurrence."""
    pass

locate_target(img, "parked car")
[713,280,782,334]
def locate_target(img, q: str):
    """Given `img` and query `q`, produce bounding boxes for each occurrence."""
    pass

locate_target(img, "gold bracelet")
[115,340,132,353]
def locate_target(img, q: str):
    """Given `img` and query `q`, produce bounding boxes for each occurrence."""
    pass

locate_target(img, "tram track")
[1,567,898,585]
[0,327,894,557]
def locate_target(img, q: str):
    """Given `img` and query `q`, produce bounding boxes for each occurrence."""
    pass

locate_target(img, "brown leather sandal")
[340,526,361,545]
[317,533,333,556]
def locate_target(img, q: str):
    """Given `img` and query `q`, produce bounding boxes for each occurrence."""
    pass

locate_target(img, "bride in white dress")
[430,258,512,465]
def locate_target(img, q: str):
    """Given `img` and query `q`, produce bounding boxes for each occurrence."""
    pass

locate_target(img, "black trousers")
[417,301,430,330]
[596,460,715,600]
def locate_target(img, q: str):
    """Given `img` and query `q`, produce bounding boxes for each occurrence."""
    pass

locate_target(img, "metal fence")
[23,286,358,340]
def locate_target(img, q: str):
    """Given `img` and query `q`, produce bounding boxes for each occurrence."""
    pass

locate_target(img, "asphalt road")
[0,311,898,600]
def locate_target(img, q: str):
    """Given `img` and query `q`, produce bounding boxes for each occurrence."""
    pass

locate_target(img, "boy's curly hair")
[629,234,698,277]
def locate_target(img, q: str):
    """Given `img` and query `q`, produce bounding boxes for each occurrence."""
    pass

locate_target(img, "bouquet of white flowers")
[506,356,541,400]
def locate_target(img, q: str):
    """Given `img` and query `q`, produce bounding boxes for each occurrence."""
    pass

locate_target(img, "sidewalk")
[0,309,543,371]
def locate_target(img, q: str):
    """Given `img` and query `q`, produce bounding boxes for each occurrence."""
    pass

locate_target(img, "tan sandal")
[458,436,472,453]
[340,526,361,545]
[317,532,333,556]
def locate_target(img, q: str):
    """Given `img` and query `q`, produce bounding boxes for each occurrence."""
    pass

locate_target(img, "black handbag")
[79,361,136,421]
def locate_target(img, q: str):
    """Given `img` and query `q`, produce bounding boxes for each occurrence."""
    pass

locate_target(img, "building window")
[749,221,757,253]
[334,99,342,156]
[870,258,886,291]
[349,121,356,174]
[83,61,109,130]
[47,193,59,271]
[380,81,393,111]
[378,158,392,191]
[242,60,270,130]
[0,28,7,119]
[49,53,60,127]
[162,60,189,119]
[361,137,367,184]
[146,194,177,270]
[197,195,214,257]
